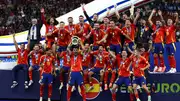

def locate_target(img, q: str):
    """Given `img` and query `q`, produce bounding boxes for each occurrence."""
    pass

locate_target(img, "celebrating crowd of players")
[10,3,179,101]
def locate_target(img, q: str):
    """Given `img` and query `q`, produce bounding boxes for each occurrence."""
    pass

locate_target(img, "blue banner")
[0,70,180,101]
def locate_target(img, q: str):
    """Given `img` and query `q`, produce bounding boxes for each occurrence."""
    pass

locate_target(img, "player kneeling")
[132,49,151,101]
[111,51,134,101]
[39,49,56,101]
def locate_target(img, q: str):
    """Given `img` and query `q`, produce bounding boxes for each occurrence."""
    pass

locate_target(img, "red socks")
[135,93,139,99]
[104,71,109,84]
[168,55,176,68]
[159,55,165,67]
[67,86,72,101]
[48,84,52,98]
[29,70,32,80]
[39,69,43,79]
[40,84,52,98]
[60,73,64,83]
[153,55,158,66]
[112,93,116,101]
[80,85,86,101]
[110,71,116,83]
[83,71,88,84]
[40,85,44,97]
[130,93,134,101]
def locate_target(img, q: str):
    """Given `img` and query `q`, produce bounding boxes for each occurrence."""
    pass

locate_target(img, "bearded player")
[111,51,134,101]
[67,39,86,101]
[41,8,58,49]
[148,9,166,72]
[85,22,106,51]
[39,49,56,101]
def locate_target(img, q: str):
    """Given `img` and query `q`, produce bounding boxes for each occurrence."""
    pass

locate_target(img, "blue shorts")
[93,46,99,51]
[42,73,53,84]
[57,46,67,52]
[83,66,88,70]
[32,65,40,70]
[115,76,131,87]
[90,67,103,74]
[69,72,83,86]
[62,66,70,72]
[166,43,176,55]
[128,42,135,51]
[153,43,164,54]
[110,44,121,54]
[132,76,146,86]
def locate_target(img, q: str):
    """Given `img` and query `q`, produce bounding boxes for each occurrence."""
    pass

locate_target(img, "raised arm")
[114,4,120,20]
[129,4,135,20]
[106,8,111,17]
[158,10,165,25]
[174,12,179,26]
[26,38,30,51]
[133,8,141,25]
[40,8,48,26]
[12,34,18,51]
[81,4,93,24]
[85,31,92,39]
[148,9,156,26]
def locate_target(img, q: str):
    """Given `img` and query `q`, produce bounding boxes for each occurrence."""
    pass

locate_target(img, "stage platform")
[0,70,180,101]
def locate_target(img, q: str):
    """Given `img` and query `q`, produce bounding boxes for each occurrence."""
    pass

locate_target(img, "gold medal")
[166,29,169,36]
[47,61,50,66]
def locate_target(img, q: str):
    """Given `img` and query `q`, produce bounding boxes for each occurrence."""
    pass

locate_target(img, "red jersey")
[40,55,55,74]
[54,28,71,46]
[165,25,176,44]
[142,52,150,62]
[152,24,165,43]
[100,24,109,32]
[64,24,76,36]
[74,23,92,42]
[30,50,43,66]
[41,13,57,42]
[117,57,131,77]
[70,53,83,72]
[122,24,136,43]
[92,51,107,68]
[17,48,29,65]
[90,29,105,46]
[59,51,71,67]
[106,27,124,45]
[105,56,117,70]
[82,52,92,67]
[131,56,149,77]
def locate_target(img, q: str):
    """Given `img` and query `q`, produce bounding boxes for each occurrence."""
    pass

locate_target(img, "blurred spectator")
[0,0,93,36]
[0,0,179,43]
